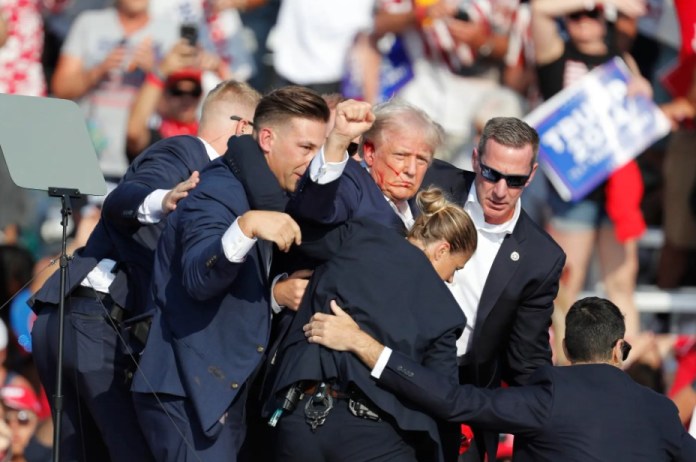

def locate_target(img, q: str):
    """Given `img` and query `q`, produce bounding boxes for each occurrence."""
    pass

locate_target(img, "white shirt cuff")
[308,146,348,184]
[270,273,289,314]
[137,189,169,224]
[222,218,257,262]
[371,346,393,379]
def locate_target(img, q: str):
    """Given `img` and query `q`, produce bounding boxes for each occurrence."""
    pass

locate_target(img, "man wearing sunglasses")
[422,116,565,461]
[304,296,696,461]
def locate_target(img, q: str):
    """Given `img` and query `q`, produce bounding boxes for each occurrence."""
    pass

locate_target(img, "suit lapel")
[474,217,528,332]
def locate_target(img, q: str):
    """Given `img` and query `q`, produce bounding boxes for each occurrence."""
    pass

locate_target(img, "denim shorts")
[549,193,611,232]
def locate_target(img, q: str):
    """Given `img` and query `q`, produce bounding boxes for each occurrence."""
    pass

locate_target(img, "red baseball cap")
[165,68,202,89]
[1,384,41,414]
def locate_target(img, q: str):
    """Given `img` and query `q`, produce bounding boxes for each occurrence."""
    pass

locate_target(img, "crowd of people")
[0,0,696,461]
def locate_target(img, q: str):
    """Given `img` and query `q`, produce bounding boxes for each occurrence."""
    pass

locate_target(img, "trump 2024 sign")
[525,57,671,202]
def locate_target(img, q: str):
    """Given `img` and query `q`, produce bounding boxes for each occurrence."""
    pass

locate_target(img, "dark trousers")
[272,395,419,462]
[31,296,154,462]
[132,387,248,462]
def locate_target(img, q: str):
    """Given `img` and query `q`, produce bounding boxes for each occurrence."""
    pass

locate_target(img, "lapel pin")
[510,251,520,262]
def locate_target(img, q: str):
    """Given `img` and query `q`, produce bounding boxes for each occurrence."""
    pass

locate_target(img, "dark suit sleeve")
[176,178,249,301]
[503,250,565,386]
[102,139,201,228]
[380,351,552,435]
[676,430,696,462]
[287,161,362,226]
[422,326,460,385]
[223,135,288,212]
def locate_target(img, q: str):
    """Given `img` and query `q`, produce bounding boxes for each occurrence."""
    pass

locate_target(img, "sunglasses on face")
[230,116,254,127]
[167,86,203,98]
[478,161,531,189]
[613,339,632,361]
[568,8,602,21]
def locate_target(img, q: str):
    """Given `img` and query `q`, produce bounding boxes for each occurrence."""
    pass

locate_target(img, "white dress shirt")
[449,187,521,358]
[82,138,219,291]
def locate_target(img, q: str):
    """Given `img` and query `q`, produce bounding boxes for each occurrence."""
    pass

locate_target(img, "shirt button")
[256,345,264,353]
[230,382,239,389]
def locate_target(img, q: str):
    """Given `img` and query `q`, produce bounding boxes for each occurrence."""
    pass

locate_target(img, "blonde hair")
[199,80,262,130]
[408,187,477,256]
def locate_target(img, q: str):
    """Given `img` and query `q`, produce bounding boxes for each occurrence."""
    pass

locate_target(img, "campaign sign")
[525,58,671,202]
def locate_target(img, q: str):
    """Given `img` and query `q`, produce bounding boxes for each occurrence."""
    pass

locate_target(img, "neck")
[569,359,620,368]
[118,9,149,34]
[574,40,608,56]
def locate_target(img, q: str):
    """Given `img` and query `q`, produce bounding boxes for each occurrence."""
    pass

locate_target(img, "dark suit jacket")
[422,159,565,388]
[266,219,466,462]
[288,157,413,232]
[132,157,271,437]
[380,351,696,462]
[32,135,210,314]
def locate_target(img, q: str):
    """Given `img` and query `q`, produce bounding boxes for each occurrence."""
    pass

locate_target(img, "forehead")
[277,117,327,141]
[481,139,533,173]
[374,125,434,157]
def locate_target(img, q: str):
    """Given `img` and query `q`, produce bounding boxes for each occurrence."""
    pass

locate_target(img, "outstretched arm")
[305,301,551,432]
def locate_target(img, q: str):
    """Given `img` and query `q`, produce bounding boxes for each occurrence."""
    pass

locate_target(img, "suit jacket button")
[230,382,239,389]
[256,345,264,353]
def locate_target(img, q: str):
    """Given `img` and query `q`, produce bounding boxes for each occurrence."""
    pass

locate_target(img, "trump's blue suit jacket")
[33,135,210,314]
[132,157,271,436]
[380,350,696,462]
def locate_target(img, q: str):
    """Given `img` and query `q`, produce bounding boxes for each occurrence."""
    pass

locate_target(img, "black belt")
[71,287,126,323]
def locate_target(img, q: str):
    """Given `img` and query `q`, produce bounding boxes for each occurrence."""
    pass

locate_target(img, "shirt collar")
[465,186,521,235]
[198,137,220,162]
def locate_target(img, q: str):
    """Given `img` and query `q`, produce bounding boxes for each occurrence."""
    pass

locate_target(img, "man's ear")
[472,148,480,173]
[257,126,274,154]
[362,141,375,167]
[235,119,253,136]
[525,163,539,187]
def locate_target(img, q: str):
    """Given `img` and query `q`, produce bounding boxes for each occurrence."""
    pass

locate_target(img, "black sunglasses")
[613,339,632,361]
[347,142,359,157]
[479,161,531,189]
[167,86,203,98]
[230,115,254,127]
[568,8,602,21]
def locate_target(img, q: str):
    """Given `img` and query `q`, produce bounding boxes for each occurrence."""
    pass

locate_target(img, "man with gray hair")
[288,99,443,232]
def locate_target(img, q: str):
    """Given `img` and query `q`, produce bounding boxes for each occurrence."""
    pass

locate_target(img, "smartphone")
[455,9,470,21]
[180,23,198,46]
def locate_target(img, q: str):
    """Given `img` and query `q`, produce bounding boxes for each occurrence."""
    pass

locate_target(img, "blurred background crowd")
[0,0,695,460]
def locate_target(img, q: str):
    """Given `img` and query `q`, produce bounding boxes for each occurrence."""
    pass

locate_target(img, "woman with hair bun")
[265,187,477,462]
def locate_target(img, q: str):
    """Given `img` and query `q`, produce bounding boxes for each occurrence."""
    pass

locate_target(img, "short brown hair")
[253,86,330,130]
[477,117,539,167]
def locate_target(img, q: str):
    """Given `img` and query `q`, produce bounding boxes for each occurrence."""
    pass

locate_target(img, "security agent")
[30,80,261,462]
[305,296,696,462]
